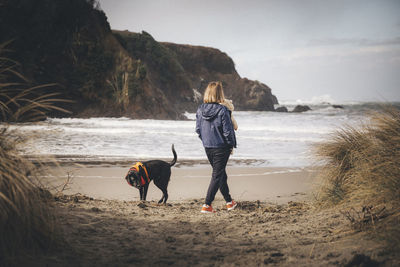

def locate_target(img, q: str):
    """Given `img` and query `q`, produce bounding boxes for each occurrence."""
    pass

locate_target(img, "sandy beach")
[11,163,393,266]
[45,164,317,204]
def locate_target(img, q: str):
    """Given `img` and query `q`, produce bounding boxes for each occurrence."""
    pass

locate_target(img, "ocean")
[9,102,397,167]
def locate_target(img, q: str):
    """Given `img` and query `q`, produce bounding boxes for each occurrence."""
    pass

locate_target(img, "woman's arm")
[195,110,202,140]
[221,108,237,148]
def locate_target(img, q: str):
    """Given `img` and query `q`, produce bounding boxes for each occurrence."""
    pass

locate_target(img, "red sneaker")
[226,200,238,211]
[201,204,215,213]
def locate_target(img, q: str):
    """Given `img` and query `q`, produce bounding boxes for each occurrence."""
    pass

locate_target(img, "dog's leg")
[143,184,149,201]
[139,187,145,201]
[156,186,168,204]
[162,190,168,204]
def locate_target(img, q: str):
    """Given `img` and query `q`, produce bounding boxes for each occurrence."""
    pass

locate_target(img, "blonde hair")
[203,81,225,103]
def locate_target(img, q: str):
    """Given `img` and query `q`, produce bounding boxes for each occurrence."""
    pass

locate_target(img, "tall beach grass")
[0,43,69,264]
[315,106,400,249]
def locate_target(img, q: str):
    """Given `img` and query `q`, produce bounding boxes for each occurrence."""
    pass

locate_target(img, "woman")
[195,81,237,213]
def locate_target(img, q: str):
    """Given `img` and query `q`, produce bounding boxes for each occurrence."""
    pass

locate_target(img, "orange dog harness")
[129,162,150,186]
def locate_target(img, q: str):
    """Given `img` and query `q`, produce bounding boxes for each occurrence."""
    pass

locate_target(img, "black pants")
[205,147,232,205]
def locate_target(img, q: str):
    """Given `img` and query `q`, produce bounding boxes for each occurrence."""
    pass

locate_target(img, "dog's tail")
[170,144,177,167]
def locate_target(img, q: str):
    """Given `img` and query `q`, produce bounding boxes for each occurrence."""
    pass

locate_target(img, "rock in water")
[275,106,288,112]
[332,105,344,109]
[292,105,311,113]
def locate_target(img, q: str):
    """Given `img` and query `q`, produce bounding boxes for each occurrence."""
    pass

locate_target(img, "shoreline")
[28,155,280,168]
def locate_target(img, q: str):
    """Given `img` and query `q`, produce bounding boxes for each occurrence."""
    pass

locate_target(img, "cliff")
[112,31,279,118]
[0,0,278,120]
[162,43,278,111]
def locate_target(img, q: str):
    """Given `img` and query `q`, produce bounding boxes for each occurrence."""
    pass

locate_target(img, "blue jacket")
[195,103,237,148]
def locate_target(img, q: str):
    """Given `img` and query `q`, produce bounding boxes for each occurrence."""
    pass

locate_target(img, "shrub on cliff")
[163,43,236,75]
[115,31,191,93]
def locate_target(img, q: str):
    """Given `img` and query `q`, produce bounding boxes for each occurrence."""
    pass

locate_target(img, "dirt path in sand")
[12,195,396,267]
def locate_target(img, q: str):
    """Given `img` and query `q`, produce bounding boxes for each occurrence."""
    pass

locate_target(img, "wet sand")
[45,165,317,204]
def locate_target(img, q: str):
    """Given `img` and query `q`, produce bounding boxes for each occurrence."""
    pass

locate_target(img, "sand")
[11,164,396,266]
[45,164,317,204]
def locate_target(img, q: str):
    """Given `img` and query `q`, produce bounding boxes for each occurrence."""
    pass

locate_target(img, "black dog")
[125,144,177,204]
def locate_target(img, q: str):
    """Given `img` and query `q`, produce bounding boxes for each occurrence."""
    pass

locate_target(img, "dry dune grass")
[314,106,400,250]
[0,43,69,264]
[0,131,56,257]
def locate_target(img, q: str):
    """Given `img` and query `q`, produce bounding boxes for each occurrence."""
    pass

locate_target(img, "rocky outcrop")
[275,106,288,112]
[75,31,279,118]
[332,105,344,109]
[161,43,278,112]
[292,105,312,113]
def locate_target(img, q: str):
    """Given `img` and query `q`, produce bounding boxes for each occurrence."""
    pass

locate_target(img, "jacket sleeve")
[221,108,237,148]
[195,110,202,140]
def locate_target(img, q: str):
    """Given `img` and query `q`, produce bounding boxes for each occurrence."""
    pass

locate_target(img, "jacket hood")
[200,103,225,121]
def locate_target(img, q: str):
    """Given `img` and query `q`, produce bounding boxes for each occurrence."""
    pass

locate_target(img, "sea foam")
[9,104,374,167]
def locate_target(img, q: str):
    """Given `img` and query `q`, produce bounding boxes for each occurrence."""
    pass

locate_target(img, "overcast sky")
[98,0,400,103]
